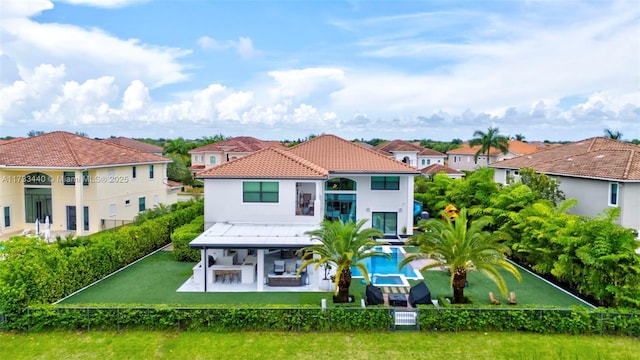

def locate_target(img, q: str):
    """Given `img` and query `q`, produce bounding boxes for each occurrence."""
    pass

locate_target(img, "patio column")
[74,169,84,236]
[256,249,265,291]
[201,248,207,292]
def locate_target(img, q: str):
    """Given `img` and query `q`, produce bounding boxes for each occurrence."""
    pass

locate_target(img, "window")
[63,171,89,186]
[65,206,89,231]
[149,165,154,179]
[210,156,216,165]
[427,159,431,165]
[243,182,279,203]
[421,159,425,165]
[153,195,159,205]
[325,178,356,191]
[132,166,137,179]
[3,206,10,228]
[371,176,400,190]
[609,183,619,206]
[139,197,146,212]
[108,169,115,178]
[372,212,397,236]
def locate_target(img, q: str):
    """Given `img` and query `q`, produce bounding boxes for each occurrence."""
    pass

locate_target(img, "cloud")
[1,0,190,90]
[57,0,150,8]
[197,35,258,59]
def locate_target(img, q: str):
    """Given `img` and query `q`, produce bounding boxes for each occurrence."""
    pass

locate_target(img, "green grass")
[60,249,589,308]
[1,331,638,359]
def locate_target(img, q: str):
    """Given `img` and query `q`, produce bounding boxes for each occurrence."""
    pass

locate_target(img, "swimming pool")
[352,246,423,280]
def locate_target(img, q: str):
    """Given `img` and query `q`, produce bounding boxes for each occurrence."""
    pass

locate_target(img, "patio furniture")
[508,291,517,305]
[295,260,306,274]
[388,293,407,307]
[274,260,286,275]
[365,285,384,305]
[408,282,432,307]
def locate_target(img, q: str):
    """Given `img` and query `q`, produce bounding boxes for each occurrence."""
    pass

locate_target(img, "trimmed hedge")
[171,215,204,262]
[0,200,204,319]
[417,306,640,336]
[6,305,395,333]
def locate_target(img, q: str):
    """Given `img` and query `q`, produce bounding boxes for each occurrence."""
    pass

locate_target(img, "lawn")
[1,331,638,359]
[60,249,590,308]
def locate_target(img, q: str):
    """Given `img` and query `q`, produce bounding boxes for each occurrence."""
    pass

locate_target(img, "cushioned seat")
[409,282,432,307]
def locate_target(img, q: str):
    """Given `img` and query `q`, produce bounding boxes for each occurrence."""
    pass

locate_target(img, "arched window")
[325,178,356,191]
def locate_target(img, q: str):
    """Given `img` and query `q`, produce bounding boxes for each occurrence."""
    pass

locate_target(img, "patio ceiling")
[189,223,321,249]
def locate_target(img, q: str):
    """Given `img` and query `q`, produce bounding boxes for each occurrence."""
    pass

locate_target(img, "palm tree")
[604,129,623,140]
[400,208,521,304]
[299,219,388,302]
[469,127,509,165]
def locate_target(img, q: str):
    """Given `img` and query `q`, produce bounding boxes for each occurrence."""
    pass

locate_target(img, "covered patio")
[180,223,323,292]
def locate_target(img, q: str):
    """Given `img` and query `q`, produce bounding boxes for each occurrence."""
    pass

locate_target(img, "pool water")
[352,246,422,279]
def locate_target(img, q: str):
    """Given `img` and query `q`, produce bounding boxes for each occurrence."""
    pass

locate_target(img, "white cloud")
[57,0,150,8]
[122,80,149,112]
[268,67,345,102]
[198,35,258,59]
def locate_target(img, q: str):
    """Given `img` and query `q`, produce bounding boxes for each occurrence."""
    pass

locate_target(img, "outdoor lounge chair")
[508,291,517,305]
[273,260,285,275]
[489,291,501,305]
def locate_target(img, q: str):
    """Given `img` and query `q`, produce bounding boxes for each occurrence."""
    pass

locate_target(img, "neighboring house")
[447,140,541,171]
[0,131,177,239]
[375,140,446,169]
[188,136,287,175]
[188,134,419,291]
[420,163,465,179]
[102,137,164,155]
[490,137,640,233]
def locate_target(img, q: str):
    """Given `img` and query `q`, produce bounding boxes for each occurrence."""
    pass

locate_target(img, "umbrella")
[35,217,40,236]
[44,216,51,242]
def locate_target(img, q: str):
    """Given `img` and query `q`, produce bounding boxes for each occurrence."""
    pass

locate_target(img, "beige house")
[0,132,177,239]
[447,140,542,171]
[189,136,286,176]
[490,137,640,233]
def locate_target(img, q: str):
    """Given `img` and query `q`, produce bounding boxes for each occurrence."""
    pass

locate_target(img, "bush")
[172,215,204,262]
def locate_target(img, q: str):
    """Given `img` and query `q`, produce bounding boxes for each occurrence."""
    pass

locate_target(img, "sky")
[0,0,638,142]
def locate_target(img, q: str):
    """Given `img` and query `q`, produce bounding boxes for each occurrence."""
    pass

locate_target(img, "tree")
[469,127,509,165]
[163,137,197,157]
[299,219,387,302]
[27,130,45,137]
[401,208,521,304]
[198,134,226,146]
[518,168,565,205]
[512,134,526,142]
[604,129,622,140]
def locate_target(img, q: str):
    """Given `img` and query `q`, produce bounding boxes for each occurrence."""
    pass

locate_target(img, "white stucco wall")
[203,173,416,236]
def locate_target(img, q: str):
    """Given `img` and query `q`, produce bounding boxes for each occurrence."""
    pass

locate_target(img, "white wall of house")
[417,155,445,169]
[620,183,640,233]
[203,173,415,236]
[390,151,417,167]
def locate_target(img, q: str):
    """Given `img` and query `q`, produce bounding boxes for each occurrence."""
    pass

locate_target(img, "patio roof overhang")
[189,223,321,249]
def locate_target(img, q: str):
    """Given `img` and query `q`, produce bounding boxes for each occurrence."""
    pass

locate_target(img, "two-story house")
[375,140,447,169]
[187,134,419,292]
[447,140,541,171]
[490,137,640,233]
[0,131,176,239]
[189,136,286,176]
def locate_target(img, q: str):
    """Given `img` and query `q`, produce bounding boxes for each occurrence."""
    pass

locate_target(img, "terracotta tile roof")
[421,163,464,175]
[375,140,424,153]
[190,164,206,170]
[447,140,540,156]
[0,131,171,168]
[491,137,640,181]
[197,147,329,179]
[290,135,419,174]
[166,180,183,188]
[190,136,285,153]
[103,137,163,153]
[0,138,24,145]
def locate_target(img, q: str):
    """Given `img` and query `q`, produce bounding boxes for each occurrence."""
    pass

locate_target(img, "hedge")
[171,215,204,262]
[4,305,395,333]
[2,305,638,336]
[0,200,204,318]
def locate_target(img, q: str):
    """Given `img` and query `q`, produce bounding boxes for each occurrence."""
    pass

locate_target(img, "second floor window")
[243,181,279,203]
[132,166,137,179]
[371,176,399,190]
[149,165,154,179]
[210,156,216,164]
[63,171,89,186]
[609,183,619,206]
